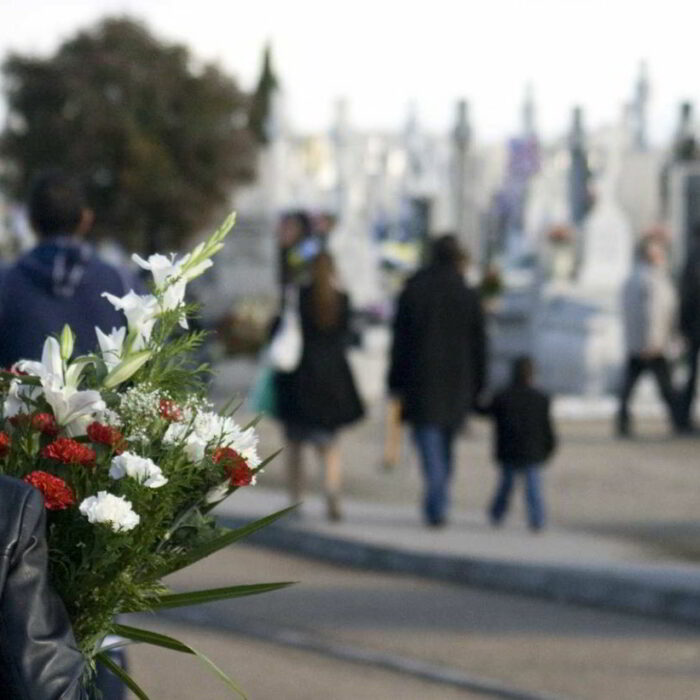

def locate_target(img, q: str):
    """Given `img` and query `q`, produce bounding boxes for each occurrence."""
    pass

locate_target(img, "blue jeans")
[412,425,455,525]
[489,464,545,529]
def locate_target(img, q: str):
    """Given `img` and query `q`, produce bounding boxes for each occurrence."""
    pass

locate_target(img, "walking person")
[0,169,132,367]
[617,235,682,437]
[487,356,556,532]
[388,235,486,527]
[275,252,364,521]
[678,223,700,431]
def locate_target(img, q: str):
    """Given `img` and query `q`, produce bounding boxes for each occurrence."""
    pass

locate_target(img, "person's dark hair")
[311,251,342,330]
[511,355,534,385]
[28,169,87,237]
[431,234,468,269]
[287,210,313,238]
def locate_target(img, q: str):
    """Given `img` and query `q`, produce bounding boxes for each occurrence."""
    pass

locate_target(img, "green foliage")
[1,18,257,251]
[248,44,279,146]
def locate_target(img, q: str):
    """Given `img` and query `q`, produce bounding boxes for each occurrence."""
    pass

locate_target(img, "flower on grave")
[79,492,140,532]
[87,422,127,453]
[41,438,96,468]
[0,432,10,457]
[108,452,168,488]
[24,471,75,510]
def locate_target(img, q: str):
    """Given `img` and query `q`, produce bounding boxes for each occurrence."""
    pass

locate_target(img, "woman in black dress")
[276,252,364,521]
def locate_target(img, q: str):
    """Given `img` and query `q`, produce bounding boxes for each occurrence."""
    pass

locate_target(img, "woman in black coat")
[276,252,364,520]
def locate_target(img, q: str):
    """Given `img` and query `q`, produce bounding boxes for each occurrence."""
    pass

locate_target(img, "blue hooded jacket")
[0,237,131,367]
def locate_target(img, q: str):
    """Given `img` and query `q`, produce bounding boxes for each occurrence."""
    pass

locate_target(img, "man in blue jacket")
[0,170,130,366]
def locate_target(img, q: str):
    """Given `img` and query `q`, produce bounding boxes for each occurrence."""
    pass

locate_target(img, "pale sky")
[0,0,698,144]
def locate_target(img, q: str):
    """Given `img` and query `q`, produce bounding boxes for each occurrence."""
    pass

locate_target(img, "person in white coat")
[617,235,682,436]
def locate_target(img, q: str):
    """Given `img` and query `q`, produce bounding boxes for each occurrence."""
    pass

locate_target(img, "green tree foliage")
[1,17,258,252]
[248,44,279,146]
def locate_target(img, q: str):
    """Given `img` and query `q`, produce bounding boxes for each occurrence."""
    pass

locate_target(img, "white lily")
[42,380,105,436]
[14,337,105,435]
[95,326,127,370]
[132,252,201,329]
[102,290,159,349]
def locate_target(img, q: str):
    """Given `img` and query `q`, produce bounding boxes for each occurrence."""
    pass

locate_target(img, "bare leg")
[317,440,342,521]
[286,439,303,505]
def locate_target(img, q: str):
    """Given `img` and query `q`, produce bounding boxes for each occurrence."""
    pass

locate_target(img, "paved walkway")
[215,486,700,626]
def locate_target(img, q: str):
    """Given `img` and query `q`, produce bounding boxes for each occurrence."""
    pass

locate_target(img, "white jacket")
[621,262,677,356]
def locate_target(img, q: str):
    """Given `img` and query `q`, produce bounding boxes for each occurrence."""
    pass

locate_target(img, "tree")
[1,17,258,252]
[248,44,279,146]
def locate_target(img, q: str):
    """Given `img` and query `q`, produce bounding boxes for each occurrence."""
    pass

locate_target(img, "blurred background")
[2,2,700,698]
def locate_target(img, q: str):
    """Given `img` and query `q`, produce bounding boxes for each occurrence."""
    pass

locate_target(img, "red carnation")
[159,398,182,422]
[87,422,127,454]
[23,471,75,510]
[213,447,253,487]
[229,464,254,487]
[41,438,96,467]
[31,413,59,437]
[0,432,11,457]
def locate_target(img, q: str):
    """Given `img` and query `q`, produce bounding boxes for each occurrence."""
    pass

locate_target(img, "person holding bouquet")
[0,474,87,699]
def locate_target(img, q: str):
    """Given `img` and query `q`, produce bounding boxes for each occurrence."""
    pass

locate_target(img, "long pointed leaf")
[253,447,283,476]
[161,505,298,576]
[137,581,295,612]
[113,624,247,699]
[96,652,150,699]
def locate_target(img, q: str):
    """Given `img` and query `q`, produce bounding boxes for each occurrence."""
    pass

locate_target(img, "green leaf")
[137,581,295,612]
[253,447,283,476]
[161,505,298,574]
[96,651,150,699]
[103,350,152,388]
[60,324,75,361]
[113,624,247,699]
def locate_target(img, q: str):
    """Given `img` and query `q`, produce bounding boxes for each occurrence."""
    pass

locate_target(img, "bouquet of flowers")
[0,214,291,698]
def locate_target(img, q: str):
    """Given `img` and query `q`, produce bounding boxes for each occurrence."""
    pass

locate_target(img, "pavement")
[206,355,700,628]
[214,486,700,627]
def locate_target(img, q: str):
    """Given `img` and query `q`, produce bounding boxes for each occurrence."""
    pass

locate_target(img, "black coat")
[489,384,556,467]
[276,286,364,430]
[388,265,486,428]
[0,475,87,699]
[680,242,700,345]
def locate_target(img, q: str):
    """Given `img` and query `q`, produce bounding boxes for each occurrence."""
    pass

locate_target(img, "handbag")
[247,361,279,416]
[268,292,302,372]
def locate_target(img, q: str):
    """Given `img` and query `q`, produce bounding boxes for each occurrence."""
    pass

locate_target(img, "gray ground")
[248,406,700,562]
[125,545,700,700]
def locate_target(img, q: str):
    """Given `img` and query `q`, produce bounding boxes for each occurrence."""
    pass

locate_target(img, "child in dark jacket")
[487,356,556,532]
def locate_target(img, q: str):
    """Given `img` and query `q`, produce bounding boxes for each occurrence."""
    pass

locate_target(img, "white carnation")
[79,492,140,532]
[109,452,168,488]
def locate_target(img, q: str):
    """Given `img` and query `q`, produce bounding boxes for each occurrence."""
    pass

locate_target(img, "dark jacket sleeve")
[388,287,412,395]
[0,486,87,699]
[543,395,557,459]
[469,289,488,399]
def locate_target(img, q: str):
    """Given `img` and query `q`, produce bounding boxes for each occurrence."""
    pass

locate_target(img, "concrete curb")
[218,515,700,627]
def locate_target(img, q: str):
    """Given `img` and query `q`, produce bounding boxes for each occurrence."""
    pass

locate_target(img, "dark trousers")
[412,424,456,525]
[680,340,700,428]
[489,464,545,529]
[617,355,681,432]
